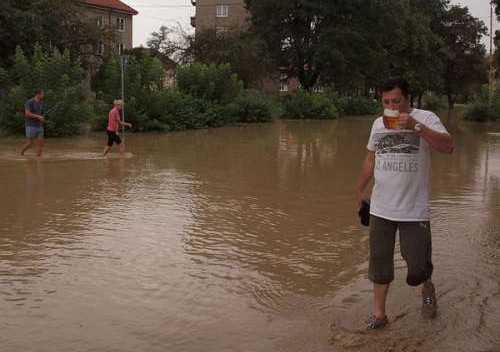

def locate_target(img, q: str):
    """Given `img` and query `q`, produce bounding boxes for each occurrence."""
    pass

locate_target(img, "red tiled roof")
[80,0,138,15]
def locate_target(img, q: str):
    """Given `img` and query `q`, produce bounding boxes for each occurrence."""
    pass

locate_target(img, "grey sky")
[128,0,195,46]
[129,0,496,49]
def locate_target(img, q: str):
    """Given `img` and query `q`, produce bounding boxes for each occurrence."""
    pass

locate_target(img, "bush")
[332,96,379,116]
[141,63,257,132]
[148,89,275,131]
[90,99,111,130]
[176,63,242,102]
[92,51,165,128]
[204,101,239,127]
[150,90,201,131]
[463,101,492,122]
[233,90,276,123]
[0,86,26,135]
[149,90,229,130]
[422,93,446,111]
[0,47,278,136]
[463,87,500,122]
[282,91,339,119]
[0,45,98,137]
[42,86,101,137]
[0,67,11,96]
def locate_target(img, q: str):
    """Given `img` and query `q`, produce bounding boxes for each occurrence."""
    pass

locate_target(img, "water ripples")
[1,121,500,351]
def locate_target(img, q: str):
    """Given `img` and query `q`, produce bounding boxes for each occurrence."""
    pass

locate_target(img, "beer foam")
[384,108,399,118]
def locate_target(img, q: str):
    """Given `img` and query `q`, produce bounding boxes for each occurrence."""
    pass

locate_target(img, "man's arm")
[399,113,453,154]
[356,151,375,208]
[25,108,44,121]
[416,124,453,154]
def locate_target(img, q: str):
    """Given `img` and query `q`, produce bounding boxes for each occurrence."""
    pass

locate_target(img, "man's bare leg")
[373,283,390,318]
[35,137,44,157]
[20,139,34,155]
[422,279,434,294]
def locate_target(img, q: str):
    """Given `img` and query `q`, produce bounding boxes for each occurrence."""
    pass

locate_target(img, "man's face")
[381,87,409,112]
[37,91,44,100]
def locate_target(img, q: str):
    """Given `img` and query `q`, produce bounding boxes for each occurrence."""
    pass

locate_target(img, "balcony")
[191,0,196,5]
[190,16,196,27]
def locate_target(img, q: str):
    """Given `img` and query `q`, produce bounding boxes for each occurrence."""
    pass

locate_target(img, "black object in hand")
[43,103,60,119]
[358,200,370,227]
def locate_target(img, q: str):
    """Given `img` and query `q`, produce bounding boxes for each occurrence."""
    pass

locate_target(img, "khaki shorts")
[26,125,44,139]
[369,215,433,286]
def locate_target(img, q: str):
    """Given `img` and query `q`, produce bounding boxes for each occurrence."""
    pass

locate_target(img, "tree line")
[0,0,492,109]
[0,0,497,137]
[212,0,488,108]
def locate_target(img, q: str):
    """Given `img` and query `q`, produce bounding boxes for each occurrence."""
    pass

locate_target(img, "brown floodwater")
[1,113,499,352]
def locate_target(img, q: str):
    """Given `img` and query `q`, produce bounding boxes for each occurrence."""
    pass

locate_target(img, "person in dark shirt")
[20,89,46,157]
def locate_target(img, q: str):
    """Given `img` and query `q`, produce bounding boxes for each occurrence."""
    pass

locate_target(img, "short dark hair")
[381,77,410,98]
[33,89,44,97]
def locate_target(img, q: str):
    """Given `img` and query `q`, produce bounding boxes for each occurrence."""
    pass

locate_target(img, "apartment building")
[191,0,249,35]
[77,0,138,57]
[191,0,301,94]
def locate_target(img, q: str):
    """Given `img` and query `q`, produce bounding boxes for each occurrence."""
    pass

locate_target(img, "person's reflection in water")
[104,157,126,183]
[23,158,45,224]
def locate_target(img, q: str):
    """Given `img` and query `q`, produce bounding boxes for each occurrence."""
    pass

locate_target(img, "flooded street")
[1,114,499,352]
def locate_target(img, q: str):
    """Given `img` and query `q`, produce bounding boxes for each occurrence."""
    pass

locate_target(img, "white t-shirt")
[367,109,449,221]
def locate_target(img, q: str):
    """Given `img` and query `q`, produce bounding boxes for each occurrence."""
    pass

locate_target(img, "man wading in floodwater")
[103,99,132,156]
[20,89,46,157]
[356,77,454,329]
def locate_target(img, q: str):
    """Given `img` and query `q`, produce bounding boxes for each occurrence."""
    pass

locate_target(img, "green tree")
[0,45,96,136]
[0,0,113,66]
[316,0,407,93]
[185,28,274,88]
[244,0,426,92]
[439,5,487,108]
[148,64,275,131]
[391,1,448,107]
[244,0,333,90]
[175,63,242,102]
[493,1,500,77]
[92,49,165,130]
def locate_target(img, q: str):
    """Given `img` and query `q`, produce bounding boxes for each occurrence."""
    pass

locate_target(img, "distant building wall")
[78,3,136,56]
[192,0,248,34]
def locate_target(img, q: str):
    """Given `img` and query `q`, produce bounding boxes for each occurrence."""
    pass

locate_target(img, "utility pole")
[119,55,129,139]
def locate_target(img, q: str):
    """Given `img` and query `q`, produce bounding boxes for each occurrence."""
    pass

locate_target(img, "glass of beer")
[383,108,400,130]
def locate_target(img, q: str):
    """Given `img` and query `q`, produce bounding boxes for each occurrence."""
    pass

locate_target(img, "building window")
[216,5,229,18]
[96,41,105,55]
[216,26,228,36]
[280,73,289,92]
[97,15,104,28]
[116,17,125,31]
[117,43,125,54]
